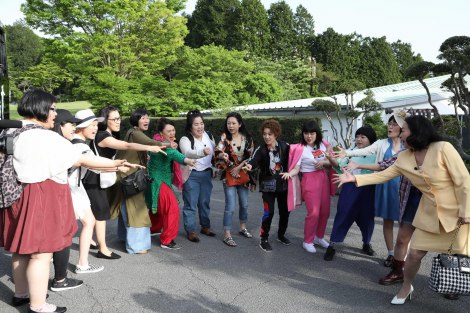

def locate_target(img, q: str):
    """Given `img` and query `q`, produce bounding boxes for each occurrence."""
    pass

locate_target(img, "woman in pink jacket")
[283,120,334,253]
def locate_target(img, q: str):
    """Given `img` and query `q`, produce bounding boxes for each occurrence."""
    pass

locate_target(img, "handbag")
[93,140,117,189]
[226,168,250,187]
[121,169,153,197]
[260,178,277,192]
[429,221,470,294]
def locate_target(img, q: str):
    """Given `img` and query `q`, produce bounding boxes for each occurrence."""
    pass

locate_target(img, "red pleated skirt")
[0,179,77,254]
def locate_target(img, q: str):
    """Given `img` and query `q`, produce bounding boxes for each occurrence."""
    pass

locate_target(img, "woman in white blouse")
[0,90,128,313]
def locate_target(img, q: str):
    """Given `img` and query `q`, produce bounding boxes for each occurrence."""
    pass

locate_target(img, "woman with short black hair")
[1,89,128,313]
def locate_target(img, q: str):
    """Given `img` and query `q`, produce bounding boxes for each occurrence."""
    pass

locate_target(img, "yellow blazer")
[356,141,470,235]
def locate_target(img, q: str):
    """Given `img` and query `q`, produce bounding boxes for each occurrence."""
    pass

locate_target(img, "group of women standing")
[2,89,469,312]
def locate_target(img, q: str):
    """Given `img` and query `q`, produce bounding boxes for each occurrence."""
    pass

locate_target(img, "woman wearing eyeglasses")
[83,106,165,259]
[335,111,405,266]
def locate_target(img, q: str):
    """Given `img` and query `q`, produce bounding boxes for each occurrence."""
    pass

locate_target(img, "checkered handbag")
[429,221,470,294]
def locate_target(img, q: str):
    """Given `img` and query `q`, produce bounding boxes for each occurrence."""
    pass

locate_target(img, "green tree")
[267,1,295,60]
[357,36,402,87]
[391,40,423,80]
[5,21,42,72]
[185,0,241,49]
[312,28,361,81]
[363,112,387,139]
[5,21,43,101]
[293,4,315,60]
[172,45,255,108]
[236,0,270,58]
[242,72,283,103]
[23,0,188,112]
[438,36,470,149]
[20,59,72,93]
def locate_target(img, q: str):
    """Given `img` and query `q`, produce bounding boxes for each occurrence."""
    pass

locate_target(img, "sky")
[1,0,469,63]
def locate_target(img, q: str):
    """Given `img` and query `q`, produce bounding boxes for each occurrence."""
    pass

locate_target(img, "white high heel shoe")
[391,285,414,305]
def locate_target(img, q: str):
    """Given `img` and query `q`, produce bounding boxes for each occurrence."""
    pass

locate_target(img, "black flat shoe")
[89,243,99,250]
[12,296,29,307]
[96,251,121,260]
[362,243,375,256]
[13,294,49,307]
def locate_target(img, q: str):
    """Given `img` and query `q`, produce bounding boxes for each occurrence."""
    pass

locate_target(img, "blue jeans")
[223,182,248,230]
[117,200,151,254]
[182,169,213,233]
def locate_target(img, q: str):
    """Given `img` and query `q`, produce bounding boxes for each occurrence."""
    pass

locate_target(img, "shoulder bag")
[429,221,470,294]
[120,130,153,197]
[93,140,117,189]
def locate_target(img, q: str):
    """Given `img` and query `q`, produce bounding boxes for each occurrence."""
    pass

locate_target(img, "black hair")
[18,89,56,122]
[388,115,397,123]
[223,112,252,143]
[405,115,441,151]
[97,105,119,131]
[300,120,323,146]
[184,109,204,137]
[355,125,377,144]
[157,117,175,133]
[129,108,149,127]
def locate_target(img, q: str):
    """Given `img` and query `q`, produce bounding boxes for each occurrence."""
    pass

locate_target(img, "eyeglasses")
[388,122,399,127]
[110,117,121,123]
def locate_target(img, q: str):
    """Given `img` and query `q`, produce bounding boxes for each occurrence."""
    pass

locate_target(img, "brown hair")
[260,119,281,138]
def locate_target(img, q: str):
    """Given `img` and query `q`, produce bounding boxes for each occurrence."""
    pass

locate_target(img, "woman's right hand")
[203,147,211,156]
[332,171,356,187]
[333,146,347,159]
[150,145,167,155]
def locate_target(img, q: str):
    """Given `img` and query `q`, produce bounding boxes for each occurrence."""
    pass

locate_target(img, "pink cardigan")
[287,144,304,212]
[287,141,337,212]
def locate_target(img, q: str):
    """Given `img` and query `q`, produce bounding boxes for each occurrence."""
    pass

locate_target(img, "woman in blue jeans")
[179,110,216,243]
[215,112,255,247]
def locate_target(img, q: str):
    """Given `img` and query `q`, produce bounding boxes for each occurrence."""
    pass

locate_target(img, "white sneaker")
[302,242,316,253]
[314,237,329,248]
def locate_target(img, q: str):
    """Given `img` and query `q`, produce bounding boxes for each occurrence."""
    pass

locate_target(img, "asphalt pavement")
[0,181,468,313]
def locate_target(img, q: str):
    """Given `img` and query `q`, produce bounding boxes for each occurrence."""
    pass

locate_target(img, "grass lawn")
[8,101,91,120]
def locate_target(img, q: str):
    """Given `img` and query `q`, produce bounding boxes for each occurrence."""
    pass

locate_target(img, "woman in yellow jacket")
[335,115,470,305]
